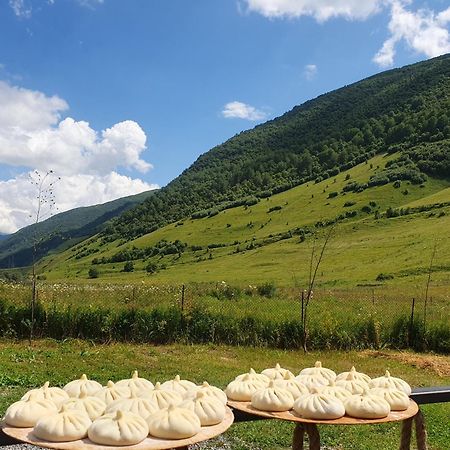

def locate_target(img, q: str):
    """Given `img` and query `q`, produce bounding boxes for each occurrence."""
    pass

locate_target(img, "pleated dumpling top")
[5,392,58,427]
[273,372,309,400]
[293,388,345,420]
[179,391,226,426]
[21,381,69,408]
[261,363,294,381]
[336,366,371,384]
[116,370,154,394]
[344,389,390,419]
[299,361,336,383]
[335,372,369,395]
[317,380,352,403]
[234,368,270,384]
[160,375,197,395]
[33,405,92,442]
[147,404,201,440]
[105,389,159,418]
[251,380,294,412]
[143,382,183,409]
[93,380,130,405]
[369,370,411,395]
[369,387,410,411]
[184,381,227,405]
[225,373,267,401]
[88,410,148,446]
[63,374,102,398]
[63,388,106,421]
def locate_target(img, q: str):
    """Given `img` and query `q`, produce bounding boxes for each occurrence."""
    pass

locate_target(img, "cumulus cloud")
[0,81,157,233]
[8,0,32,19]
[242,0,384,22]
[304,64,317,80]
[222,101,267,121]
[374,1,450,67]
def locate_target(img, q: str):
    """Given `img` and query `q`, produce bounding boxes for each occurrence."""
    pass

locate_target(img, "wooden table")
[228,400,423,450]
[1,407,234,450]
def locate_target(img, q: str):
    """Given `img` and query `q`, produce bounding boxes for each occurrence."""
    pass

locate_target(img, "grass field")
[38,153,450,288]
[0,340,448,449]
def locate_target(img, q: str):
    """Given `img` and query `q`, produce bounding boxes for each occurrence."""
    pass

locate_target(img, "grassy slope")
[41,153,450,287]
[0,340,448,450]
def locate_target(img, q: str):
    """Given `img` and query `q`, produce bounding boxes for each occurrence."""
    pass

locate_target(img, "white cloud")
[0,81,157,233]
[222,101,267,121]
[304,64,317,80]
[8,0,32,19]
[373,1,450,67]
[242,0,384,22]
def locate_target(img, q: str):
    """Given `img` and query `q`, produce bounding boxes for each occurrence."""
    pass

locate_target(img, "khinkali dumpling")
[317,380,352,403]
[116,370,154,393]
[273,373,309,400]
[5,393,58,427]
[106,390,159,418]
[293,389,345,420]
[369,370,411,395]
[93,380,130,405]
[234,368,270,383]
[344,390,390,419]
[63,374,102,398]
[147,404,201,440]
[336,366,371,384]
[295,373,328,390]
[369,387,410,411]
[261,363,294,380]
[335,372,369,394]
[33,405,91,442]
[299,361,336,383]
[88,410,148,446]
[21,381,69,408]
[225,374,267,401]
[184,381,227,405]
[161,375,197,395]
[143,382,182,409]
[63,389,105,420]
[179,391,226,426]
[251,380,294,412]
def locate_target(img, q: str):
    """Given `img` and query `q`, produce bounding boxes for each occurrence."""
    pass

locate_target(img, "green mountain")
[104,54,450,242]
[0,190,156,269]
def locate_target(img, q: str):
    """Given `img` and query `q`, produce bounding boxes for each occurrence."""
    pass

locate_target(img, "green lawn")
[0,340,448,449]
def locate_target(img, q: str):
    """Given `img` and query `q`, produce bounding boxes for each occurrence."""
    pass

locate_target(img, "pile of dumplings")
[5,371,228,445]
[226,362,412,420]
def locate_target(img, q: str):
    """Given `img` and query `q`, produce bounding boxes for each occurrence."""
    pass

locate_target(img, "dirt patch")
[363,350,450,377]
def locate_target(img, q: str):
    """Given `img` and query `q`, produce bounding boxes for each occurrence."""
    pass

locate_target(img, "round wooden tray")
[228,400,418,425]
[1,407,234,450]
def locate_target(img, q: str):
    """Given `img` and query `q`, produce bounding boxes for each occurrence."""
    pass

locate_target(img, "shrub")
[376,273,394,281]
[344,201,356,207]
[88,267,99,279]
[257,282,277,298]
[123,261,134,272]
[268,205,282,213]
[328,191,338,199]
[145,262,158,274]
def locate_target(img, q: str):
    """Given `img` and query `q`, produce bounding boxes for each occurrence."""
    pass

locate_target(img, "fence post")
[300,290,304,324]
[409,298,415,347]
[181,284,185,312]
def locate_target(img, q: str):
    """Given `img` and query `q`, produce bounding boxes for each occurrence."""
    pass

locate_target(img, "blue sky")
[0,0,450,233]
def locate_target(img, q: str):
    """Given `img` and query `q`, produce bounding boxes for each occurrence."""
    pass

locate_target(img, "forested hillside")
[105,54,450,241]
[0,190,155,269]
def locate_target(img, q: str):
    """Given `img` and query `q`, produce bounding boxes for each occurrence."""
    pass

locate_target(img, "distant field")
[38,153,450,288]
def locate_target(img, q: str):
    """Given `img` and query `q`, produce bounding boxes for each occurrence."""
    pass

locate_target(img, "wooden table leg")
[400,416,413,450]
[304,423,320,450]
[414,410,428,450]
[292,423,305,450]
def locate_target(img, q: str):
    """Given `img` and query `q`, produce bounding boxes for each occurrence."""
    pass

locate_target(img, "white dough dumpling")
[369,388,410,411]
[336,366,371,384]
[335,372,369,395]
[5,393,58,427]
[184,381,227,405]
[295,373,328,390]
[88,410,148,446]
[116,370,154,393]
[21,382,69,409]
[147,404,201,440]
[106,390,159,418]
[273,373,309,400]
[143,382,182,409]
[251,380,294,412]
[93,380,130,405]
[63,389,106,421]
[369,370,411,395]
[234,368,270,384]
[317,381,352,403]
[33,405,91,442]
[293,389,345,420]
[180,391,226,426]
[225,374,267,401]
[344,389,391,419]
[299,361,336,383]
[261,363,294,380]
[63,374,102,398]
[161,375,197,395]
